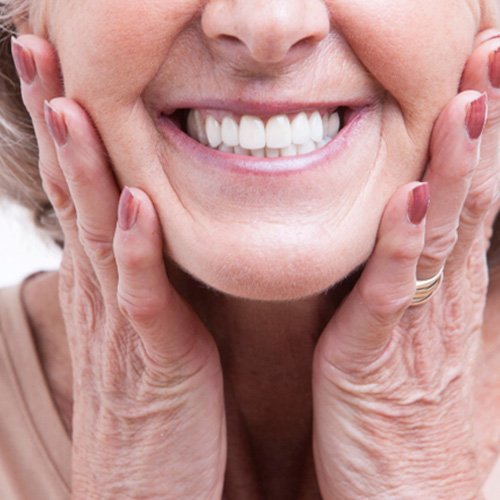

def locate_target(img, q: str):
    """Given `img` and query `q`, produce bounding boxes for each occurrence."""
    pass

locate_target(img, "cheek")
[330,0,477,113]
[53,0,198,106]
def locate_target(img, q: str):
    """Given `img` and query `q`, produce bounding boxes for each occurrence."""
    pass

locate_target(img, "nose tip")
[202,0,330,66]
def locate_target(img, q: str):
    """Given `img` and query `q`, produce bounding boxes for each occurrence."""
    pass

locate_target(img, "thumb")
[315,182,428,375]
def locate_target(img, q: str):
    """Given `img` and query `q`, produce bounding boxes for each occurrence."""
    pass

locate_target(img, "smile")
[180,108,346,158]
[158,102,372,174]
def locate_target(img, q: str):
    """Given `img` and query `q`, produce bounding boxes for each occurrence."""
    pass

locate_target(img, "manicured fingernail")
[44,101,68,146]
[118,187,139,231]
[485,34,500,43]
[465,93,487,140]
[488,46,500,88]
[408,183,430,225]
[11,37,37,84]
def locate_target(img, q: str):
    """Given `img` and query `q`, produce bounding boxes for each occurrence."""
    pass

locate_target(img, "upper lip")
[159,98,373,118]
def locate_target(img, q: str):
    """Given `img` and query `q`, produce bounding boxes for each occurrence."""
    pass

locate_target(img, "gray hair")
[0,0,61,243]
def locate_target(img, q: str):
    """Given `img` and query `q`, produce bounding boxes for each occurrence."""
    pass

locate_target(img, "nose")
[201,0,330,66]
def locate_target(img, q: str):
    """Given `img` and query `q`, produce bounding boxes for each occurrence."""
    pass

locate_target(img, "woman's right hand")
[12,35,226,499]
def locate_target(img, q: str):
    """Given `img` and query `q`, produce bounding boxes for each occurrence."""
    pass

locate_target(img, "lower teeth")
[217,139,334,158]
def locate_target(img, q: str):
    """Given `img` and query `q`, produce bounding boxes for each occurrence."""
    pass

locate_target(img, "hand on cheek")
[312,31,500,499]
[11,34,226,498]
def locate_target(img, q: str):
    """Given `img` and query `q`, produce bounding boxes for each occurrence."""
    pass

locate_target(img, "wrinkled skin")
[11,0,500,498]
[42,0,483,300]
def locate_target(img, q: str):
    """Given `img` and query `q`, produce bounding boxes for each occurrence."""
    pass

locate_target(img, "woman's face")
[45,0,489,300]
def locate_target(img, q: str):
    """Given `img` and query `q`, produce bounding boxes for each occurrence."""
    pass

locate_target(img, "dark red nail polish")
[408,183,430,225]
[465,94,487,140]
[118,187,139,231]
[10,37,37,84]
[44,101,68,146]
[489,47,500,88]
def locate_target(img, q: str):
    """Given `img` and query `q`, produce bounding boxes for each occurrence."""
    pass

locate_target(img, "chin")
[167,229,374,301]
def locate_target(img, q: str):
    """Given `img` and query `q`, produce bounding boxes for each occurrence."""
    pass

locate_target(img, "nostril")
[201,0,330,66]
[289,36,321,56]
[219,34,242,46]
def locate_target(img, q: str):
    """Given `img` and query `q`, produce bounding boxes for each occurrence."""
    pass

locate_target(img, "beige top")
[0,284,71,499]
[0,280,499,499]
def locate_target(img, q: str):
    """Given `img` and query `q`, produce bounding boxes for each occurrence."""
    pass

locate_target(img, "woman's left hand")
[312,32,500,499]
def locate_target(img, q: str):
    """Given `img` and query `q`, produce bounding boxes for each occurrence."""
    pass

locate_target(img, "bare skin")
[10,2,500,498]
[22,265,350,496]
[22,255,500,498]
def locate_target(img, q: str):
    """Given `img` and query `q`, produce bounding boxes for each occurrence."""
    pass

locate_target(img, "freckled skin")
[46,0,486,300]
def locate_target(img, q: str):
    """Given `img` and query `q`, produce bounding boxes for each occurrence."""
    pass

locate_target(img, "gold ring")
[410,267,444,306]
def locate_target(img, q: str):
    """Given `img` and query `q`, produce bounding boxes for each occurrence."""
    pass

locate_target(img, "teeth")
[206,115,222,148]
[266,115,292,149]
[234,145,250,156]
[291,112,311,145]
[191,110,208,145]
[251,148,265,157]
[281,144,298,157]
[239,116,266,150]
[266,147,280,158]
[187,109,343,158]
[297,140,316,155]
[327,113,341,138]
[218,144,234,153]
[221,116,239,147]
[322,114,329,134]
[309,111,324,142]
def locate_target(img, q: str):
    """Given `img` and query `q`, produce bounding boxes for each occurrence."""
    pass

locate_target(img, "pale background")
[0,201,61,288]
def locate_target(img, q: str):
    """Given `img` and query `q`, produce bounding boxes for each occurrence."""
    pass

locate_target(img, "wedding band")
[410,267,444,306]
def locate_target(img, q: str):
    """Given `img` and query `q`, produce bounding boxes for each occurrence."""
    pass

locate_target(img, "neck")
[166,263,357,496]
[166,262,355,374]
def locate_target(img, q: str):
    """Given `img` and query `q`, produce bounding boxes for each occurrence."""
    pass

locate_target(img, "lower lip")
[158,107,371,176]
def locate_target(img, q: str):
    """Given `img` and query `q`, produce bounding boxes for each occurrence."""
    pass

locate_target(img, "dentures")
[185,109,343,158]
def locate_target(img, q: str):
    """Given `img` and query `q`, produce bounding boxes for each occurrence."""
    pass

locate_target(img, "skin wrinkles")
[13,1,500,496]
[32,1,491,302]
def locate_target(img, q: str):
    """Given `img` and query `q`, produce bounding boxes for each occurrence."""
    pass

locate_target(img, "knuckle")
[463,182,499,220]
[357,282,411,323]
[55,195,77,222]
[422,227,458,263]
[388,242,422,263]
[116,242,150,270]
[117,289,166,327]
[378,234,422,265]
[418,251,446,273]
[78,221,114,266]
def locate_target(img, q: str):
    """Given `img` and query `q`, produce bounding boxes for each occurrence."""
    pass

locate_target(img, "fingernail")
[44,101,68,146]
[408,183,430,225]
[465,93,487,140]
[10,37,37,84]
[485,34,500,44]
[488,46,500,88]
[118,187,139,231]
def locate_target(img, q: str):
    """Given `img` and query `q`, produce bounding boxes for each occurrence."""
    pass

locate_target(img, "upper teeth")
[186,109,341,158]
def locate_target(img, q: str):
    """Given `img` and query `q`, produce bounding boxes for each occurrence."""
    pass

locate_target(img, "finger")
[11,36,70,206]
[316,182,428,375]
[461,35,500,174]
[451,37,500,269]
[45,98,120,296]
[114,188,214,366]
[472,29,500,49]
[416,91,486,280]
